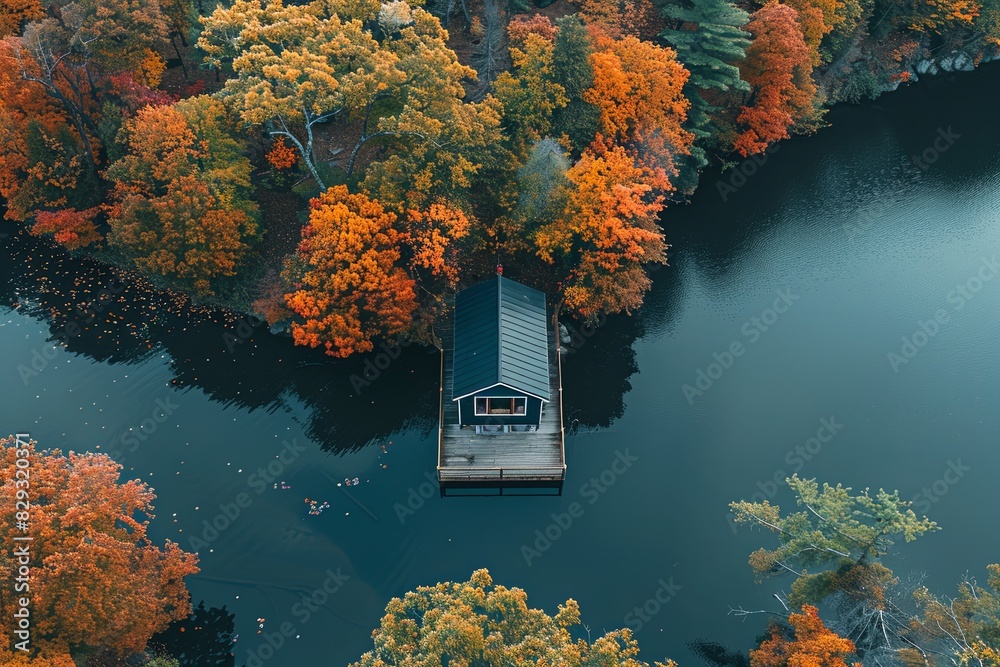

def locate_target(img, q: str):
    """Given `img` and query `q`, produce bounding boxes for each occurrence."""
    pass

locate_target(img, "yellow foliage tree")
[350,569,677,666]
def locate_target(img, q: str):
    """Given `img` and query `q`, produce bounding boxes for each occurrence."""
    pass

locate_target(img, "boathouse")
[453,276,550,430]
[437,273,566,494]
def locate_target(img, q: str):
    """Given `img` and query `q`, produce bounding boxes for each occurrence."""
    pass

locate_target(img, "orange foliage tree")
[30,207,103,249]
[0,43,102,231]
[106,99,259,295]
[266,137,298,170]
[283,186,418,358]
[404,203,470,289]
[584,33,693,178]
[535,143,669,318]
[0,0,41,37]
[903,0,979,32]
[734,2,817,157]
[751,606,859,667]
[282,187,470,355]
[571,0,662,39]
[0,437,199,659]
[774,0,844,65]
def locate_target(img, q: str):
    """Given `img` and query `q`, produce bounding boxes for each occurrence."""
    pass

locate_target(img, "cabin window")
[475,397,527,415]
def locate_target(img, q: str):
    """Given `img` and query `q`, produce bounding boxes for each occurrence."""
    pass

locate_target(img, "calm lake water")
[3,64,1000,666]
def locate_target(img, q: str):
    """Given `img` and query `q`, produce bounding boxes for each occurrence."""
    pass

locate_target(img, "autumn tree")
[771,0,845,65]
[3,24,104,175]
[402,202,470,338]
[200,0,497,198]
[903,565,1000,667]
[30,207,103,249]
[751,606,858,667]
[493,31,568,158]
[974,0,1000,56]
[0,41,102,245]
[353,6,504,209]
[734,3,819,157]
[349,569,676,666]
[883,0,979,33]
[198,0,379,189]
[66,0,169,79]
[572,0,662,39]
[0,0,41,37]
[106,98,259,294]
[5,121,101,229]
[0,437,199,659]
[584,32,693,179]
[403,203,470,290]
[535,143,669,319]
[283,186,417,357]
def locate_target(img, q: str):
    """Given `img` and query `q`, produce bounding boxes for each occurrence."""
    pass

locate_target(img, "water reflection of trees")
[560,311,642,429]
[0,226,437,454]
[1,222,662,443]
[150,601,237,667]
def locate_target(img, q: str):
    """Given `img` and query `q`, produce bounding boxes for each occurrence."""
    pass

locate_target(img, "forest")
[1,0,998,356]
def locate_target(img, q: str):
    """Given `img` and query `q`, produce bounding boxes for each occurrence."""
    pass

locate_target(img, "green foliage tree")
[731,475,938,578]
[660,0,751,188]
[348,569,676,666]
[730,475,937,608]
[551,15,601,153]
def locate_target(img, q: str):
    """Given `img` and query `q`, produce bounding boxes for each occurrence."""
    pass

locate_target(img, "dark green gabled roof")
[452,276,550,401]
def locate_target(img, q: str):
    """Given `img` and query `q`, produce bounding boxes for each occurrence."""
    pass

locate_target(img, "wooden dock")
[436,315,566,495]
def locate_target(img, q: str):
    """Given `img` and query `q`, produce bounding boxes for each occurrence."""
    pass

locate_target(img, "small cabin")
[452,276,551,432]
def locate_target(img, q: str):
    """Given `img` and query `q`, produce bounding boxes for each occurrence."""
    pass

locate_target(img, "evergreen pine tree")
[661,0,752,190]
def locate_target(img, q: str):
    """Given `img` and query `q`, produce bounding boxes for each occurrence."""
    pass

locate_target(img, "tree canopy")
[0,437,199,661]
[349,569,676,666]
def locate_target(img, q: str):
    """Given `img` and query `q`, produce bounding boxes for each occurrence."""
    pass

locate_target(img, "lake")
[3,63,1000,666]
